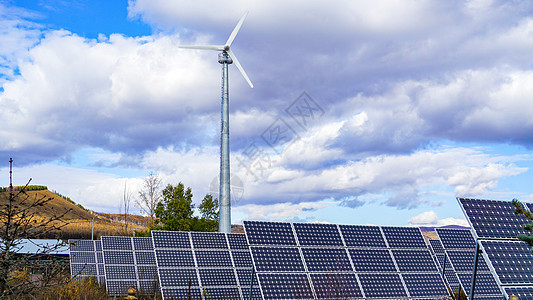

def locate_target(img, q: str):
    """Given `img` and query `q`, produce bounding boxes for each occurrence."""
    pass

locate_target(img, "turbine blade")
[226,12,248,47]
[227,49,253,88]
[179,45,225,51]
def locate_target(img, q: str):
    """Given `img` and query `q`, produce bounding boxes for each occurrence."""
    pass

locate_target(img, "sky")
[1,0,533,227]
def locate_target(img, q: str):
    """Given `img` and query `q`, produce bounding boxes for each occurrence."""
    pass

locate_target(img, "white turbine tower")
[179,12,253,233]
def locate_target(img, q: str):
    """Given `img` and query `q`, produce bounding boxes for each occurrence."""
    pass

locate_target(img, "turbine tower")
[179,12,253,233]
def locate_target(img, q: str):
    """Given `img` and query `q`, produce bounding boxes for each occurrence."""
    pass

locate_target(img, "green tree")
[153,183,195,231]
[512,198,533,253]
[195,194,219,232]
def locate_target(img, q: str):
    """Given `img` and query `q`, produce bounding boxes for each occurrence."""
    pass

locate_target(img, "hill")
[0,189,148,239]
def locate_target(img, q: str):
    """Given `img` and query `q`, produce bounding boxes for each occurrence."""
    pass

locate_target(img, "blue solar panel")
[258,273,313,300]
[231,250,253,268]
[70,251,96,264]
[201,286,241,299]
[381,226,427,248]
[429,239,445,255]
[244,221,297,246]
[402,273,448,297]
[198,268,238,286]
[161,287,201,299]
[132,237,153,251]
[505,286,533,300]
[69,240,105,284]
[293,223,343,246]
[240,286,262,300]
[195,250,232,267]
[191,232,228,249]
[251,247,305,272]
[301,248,352,272]
[236,268,259,287]
[70,240,95,252]
[348,249,396,272]
[459,198,530,239]
[152,231,191,249]
[227,233,248,250]
[447,250,490,272]
[358,273,408,298]
[339,225,386,247]
[155,249,195,267]
[457,272,502,296]
[481,240,533,284]
[158,268,198,286]
[392,249,438,273]
[310,273,362,299]
[103,250,135,265]
[105,265,136,280]
[436,228,476,249]
[102,236,132,251]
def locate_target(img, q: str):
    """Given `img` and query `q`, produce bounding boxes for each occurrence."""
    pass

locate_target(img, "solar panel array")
[152,231,259,300]
[427,239,462,294]
[69,239,105,284]
[244,221,449,300]
[101,236,158,296]
[435,228,502,299]
[458,197,533,299]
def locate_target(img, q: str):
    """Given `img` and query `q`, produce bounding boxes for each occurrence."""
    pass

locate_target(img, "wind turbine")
[180,12,253,233]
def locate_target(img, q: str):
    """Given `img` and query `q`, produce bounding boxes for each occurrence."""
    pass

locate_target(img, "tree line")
[135,173,219,235]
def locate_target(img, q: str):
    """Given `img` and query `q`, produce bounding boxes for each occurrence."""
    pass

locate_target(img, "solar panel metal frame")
[244,220,448,300]
[69,239,105,284]
[435,227,503,298]
[456,197,533,299]
[152,231,256,300]
[101,236,158,296]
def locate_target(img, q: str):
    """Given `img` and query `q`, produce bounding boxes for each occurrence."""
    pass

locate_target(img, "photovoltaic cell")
[161,288,201,300]
[309,273,362,299]
[481,240,533,284]
[358,273,408,298]
[155,249,195,267]
[381,226,427,248]
[339,225,386,248]
[402,273,448,297]
[456,272,502,296]
[191,232,228,249]
[348,249,396,272]
[293,223,343,246]
[258,273,313,300]
[152,231,190,249]
[447,250,490,272]
[436,228,476,249]
[231,251,253,268]
[101,236,158,296]
[158,268,198,286]
[244,221,296,246]
[301,248,352,272]
[251,247,305,272]
[504,286,533,300]
[198,268,238,286]
[195,250,232,267]
[69,239,105,284]
[459,197,530,239]
[429,239,445,255]
[202,286,241,299]
[228,233,249,250]
[392,249,438,273]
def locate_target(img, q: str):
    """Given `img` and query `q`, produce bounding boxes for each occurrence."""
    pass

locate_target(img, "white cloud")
[408,210,469,227]
[233,200,331,222]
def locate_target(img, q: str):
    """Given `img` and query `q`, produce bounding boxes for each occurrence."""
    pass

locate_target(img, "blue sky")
[1,0,533,227]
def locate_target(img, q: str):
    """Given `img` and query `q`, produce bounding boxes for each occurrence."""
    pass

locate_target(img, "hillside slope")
[0,190,94,221]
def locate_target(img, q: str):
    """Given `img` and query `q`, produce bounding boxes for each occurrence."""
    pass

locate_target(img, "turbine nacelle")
[179,12,253,88]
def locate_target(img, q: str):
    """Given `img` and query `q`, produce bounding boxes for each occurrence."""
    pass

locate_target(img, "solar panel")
[358,273,407,298]
[69,239,105,284]
[293,223,343,246]
[244,221,447,299]
[436,228,476,249]
[348,248,396,272]
[338,224,386,247]
[244,221,296,246]
[101,236,158,296]
[153,231,255,300]
[392,249,437,272]
[257,273,313,300]
[381,226,427,248]
[458,197,530,239]
[436,225,504,298]
[309,273,362,299]
[251,247,305,272]
[429,239,445,255]
[480,240,533,285]
[504,286,533,299]
[402,273,449,297]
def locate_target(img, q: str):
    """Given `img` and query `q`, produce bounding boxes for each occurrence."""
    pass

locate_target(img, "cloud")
[408,210,469,227]
[233,200,330,222]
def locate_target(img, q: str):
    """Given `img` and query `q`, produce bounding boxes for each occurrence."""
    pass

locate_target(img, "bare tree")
[0,159,72,298]
[136,173,162,226]
[120,180,133,235]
